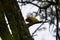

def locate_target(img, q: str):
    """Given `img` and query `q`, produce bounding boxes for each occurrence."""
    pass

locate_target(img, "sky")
[0,37,2,40]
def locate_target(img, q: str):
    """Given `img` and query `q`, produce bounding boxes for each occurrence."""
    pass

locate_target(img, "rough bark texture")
[0,0,33,40]
[0,2,12,40]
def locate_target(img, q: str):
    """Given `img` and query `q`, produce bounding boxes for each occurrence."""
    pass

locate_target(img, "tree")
[0,0,33,40]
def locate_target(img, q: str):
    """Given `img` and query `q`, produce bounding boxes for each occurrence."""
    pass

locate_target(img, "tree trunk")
[0,2,12,40]
[0,0,33,40]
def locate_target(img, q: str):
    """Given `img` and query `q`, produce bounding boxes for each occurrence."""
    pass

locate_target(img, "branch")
[26,21,49,27]
[18,1,52,9]
[32,23,44,37]
[18,1,60,9]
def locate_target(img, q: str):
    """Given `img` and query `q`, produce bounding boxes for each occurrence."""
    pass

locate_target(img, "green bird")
[26,16,43,23]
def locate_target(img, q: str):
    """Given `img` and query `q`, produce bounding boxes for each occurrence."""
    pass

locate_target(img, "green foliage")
[56,4,60,8]
[43,0,48,1]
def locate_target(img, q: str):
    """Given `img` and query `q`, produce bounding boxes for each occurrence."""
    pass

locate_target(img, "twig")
[32,23,44,37]
[18,1,52,9]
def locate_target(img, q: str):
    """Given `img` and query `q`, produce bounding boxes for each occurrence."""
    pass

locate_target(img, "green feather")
[28,16,39,23]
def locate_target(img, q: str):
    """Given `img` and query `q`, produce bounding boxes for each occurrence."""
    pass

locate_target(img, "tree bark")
[0,0,33,40]
[0,2,13,40]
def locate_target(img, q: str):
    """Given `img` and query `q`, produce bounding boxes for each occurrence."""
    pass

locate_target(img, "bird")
[26,16,43,24]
